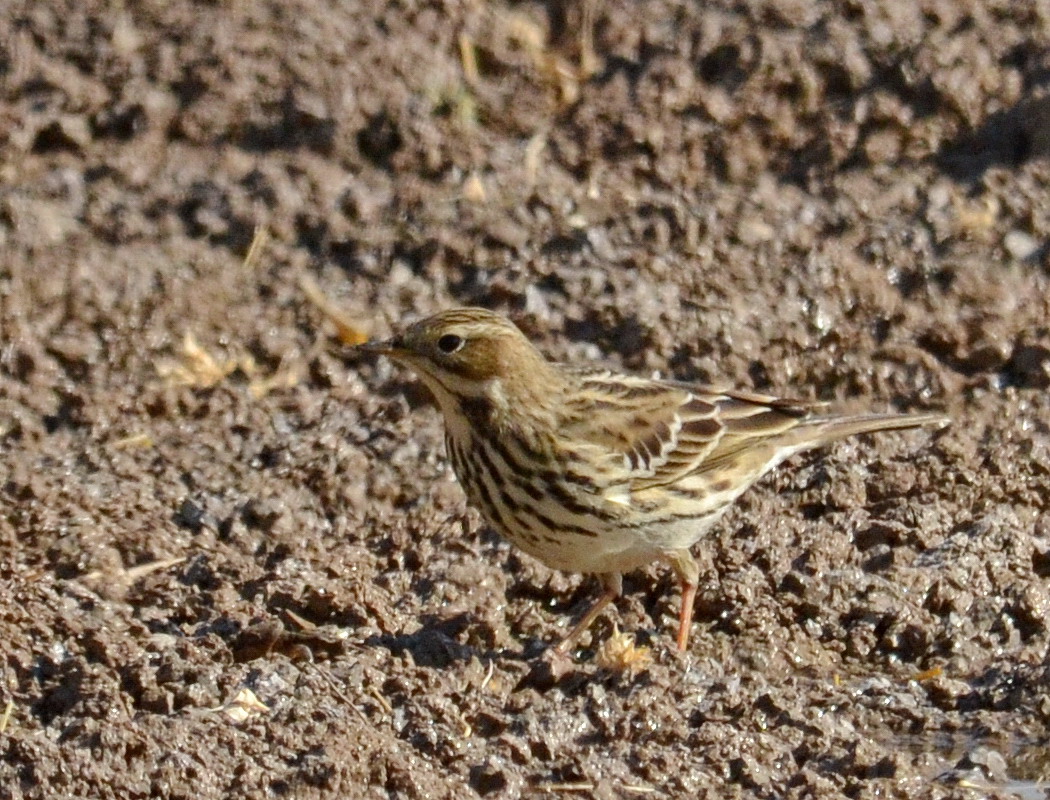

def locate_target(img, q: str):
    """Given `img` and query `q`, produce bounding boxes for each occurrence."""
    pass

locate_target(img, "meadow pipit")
[360,308,946,653]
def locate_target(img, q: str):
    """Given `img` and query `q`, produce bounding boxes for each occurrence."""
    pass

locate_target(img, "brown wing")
[685,387,814,478]
[560,370,815,489]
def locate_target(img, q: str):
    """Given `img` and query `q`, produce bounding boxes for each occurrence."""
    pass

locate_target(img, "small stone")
[1004,230,1040,260]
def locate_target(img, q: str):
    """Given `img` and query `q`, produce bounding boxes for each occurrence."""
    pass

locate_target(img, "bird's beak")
[354,337,406,358]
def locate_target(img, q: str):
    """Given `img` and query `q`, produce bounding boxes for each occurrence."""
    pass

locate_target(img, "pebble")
[1003,230,1040,260]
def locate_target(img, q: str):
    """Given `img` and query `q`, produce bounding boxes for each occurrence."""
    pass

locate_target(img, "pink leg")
[667,550,700,652]
[677,580,698,651]
[554,573,622,654]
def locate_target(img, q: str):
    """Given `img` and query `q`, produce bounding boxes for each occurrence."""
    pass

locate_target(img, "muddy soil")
[2,1,1050,797]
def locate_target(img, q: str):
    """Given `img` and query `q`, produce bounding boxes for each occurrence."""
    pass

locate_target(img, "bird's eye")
[437,333,464,354]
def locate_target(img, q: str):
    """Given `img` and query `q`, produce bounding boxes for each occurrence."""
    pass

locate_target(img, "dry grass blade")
[155,332,239,389]
[108,432,155,450]
[242,225,271,271]
[155,332,301,397]
[247,359,303,399]
[211,688,269,724]
[299,273,369,345]
[80,556,186,585]
[595,624,651,674]
[459,32,479,85]
[578,0,599,79]
[543,782,595,793]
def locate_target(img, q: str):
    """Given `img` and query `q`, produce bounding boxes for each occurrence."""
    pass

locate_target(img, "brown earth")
[2,1,1050,798]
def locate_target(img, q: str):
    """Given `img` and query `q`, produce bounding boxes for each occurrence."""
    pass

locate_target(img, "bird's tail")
[787,411,949,451]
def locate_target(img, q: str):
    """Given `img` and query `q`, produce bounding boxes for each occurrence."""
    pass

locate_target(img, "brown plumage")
[359,307,947,652]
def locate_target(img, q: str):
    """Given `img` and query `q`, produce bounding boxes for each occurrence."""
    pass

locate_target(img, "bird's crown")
[363,307,546,385]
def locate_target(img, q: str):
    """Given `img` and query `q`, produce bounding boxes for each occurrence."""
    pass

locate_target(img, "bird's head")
[358,308,557,416]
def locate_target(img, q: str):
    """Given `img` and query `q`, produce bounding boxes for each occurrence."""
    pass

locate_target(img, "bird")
[357,307,947,653]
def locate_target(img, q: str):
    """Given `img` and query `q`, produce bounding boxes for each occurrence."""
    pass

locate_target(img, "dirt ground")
[2,1,1050,797]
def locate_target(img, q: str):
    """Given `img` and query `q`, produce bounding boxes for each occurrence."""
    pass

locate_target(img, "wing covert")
[557,369,816,490]
[559,372,726,488]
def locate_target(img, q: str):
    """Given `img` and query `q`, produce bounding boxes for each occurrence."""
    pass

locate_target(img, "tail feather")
[695,411,947,477]
[788,411,949,451]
